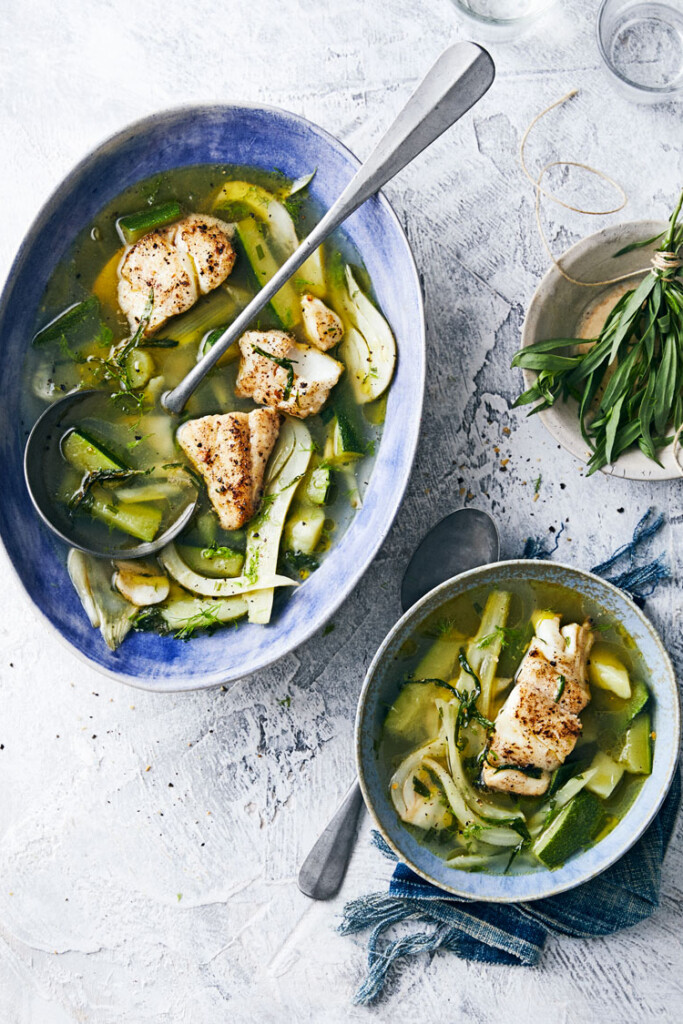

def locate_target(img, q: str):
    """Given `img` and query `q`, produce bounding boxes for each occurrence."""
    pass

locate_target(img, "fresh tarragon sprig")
[511,189,683,475]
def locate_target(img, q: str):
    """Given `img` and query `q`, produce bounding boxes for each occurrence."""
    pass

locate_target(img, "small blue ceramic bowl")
[356,560,680,901]
[0,105,424,691]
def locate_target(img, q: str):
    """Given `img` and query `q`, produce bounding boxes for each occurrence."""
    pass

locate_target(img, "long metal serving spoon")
[24,42,494,557]
[297,508,500,901]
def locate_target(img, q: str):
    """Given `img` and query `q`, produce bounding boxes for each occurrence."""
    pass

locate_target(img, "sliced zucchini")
[33,296,100,347]
[124,348,155,389]
[532,790,605,869]
[88,487,163,543]
[384,681,444,745]
[212,179,324,292]
[175,544,244,579]
[610,711,653,775]
[283,507,325,556]
[547,759,590,797]
[234,219,301,328]
[196,325,239,365]
[116,201,182,245]
[244,418,313,624]
[585,750,625,798]
[595,678,650,752]
[589,644,632,699]
[62,429,124,473]
[304,465,331,506]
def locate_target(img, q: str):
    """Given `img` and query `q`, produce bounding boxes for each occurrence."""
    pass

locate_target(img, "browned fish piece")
[118,215,236,335]
[483,615,594,796]
[235,330,343,419]
[177,408,281,531]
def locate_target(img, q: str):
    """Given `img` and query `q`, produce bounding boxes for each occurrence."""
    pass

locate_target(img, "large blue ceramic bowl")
[356,560,680,901]
[0,105,424,690]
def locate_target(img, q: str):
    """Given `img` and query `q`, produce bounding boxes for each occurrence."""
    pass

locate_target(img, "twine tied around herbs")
[519,89,682,287]
[521,90,683,476]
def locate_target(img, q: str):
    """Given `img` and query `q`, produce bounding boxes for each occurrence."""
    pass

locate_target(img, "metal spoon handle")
[162,42,494,414]
[297,779,363,900]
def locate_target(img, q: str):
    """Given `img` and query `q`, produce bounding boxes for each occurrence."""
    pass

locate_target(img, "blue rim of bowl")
[0,103,425,691]
[355,559,680,902]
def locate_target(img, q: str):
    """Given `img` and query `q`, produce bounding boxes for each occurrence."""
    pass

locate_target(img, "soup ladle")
[298,507,500,901]
[24,389,200,559]
[24,42,494,557]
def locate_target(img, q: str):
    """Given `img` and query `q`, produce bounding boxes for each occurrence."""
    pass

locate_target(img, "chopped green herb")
[252,343,295,400]
[412,776,431,798]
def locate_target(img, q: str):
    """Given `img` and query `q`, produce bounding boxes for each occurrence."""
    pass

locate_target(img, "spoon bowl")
[24,390,199,559]
[298,507,500,900]
[401,507,500,612]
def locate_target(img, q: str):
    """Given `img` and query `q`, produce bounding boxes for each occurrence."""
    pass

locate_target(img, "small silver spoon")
[24,390,199,559]
[23,42,494,556]
[297,507,500,901]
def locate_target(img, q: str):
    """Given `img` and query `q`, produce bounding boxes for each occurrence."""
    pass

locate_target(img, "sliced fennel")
[455,590,512,720]
[67,549,135,651]
[422,759,520,847]
[158,593,248,632]
[389,739,447,822]
[113,561,169,606]
[159,543,297,598]
[212,179,324,294]
[338,266,396,403]
[440,701,524,822]
[244,418,313,624]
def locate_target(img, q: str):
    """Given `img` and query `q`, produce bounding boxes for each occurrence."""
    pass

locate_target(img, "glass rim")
[596,0,683,95]
[450,0,556,27]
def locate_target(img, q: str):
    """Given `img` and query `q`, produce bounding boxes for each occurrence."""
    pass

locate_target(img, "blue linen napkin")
[339,509,680,1005]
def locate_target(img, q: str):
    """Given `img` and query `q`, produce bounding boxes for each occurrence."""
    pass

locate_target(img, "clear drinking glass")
[597,0,683,101]
[451,0,557,39]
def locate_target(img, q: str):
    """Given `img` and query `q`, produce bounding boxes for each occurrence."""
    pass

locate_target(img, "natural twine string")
[519,89,682,287]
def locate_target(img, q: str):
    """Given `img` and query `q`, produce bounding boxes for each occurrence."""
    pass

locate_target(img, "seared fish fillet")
[177,408,280,531]
[301,294,344,351]
[167,214,236,295]
[235,330,343,418]
[118,215,235,334]
[483,615,593,796]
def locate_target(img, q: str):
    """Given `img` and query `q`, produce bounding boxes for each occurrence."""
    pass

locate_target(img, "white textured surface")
[1,2,682,1021]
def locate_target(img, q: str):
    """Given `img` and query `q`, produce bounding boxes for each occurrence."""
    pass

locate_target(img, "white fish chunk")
[300,293,344,351]
[481,764,551,798]
[177,408,281,531]
[118,231,197,334]
[484,615,594,796]
[118,215,235,334]
[235,330,343,418]
[167,214,236,295]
